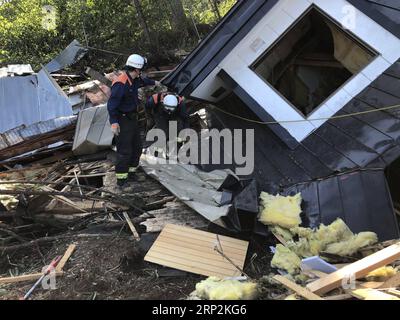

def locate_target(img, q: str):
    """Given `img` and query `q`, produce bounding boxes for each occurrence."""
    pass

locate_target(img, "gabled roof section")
[164,0,400,98]
[347,0,400,39]
[163,0,279,96]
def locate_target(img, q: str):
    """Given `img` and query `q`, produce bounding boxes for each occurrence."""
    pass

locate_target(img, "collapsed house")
[0,41,89,166]
[163,0,400,241]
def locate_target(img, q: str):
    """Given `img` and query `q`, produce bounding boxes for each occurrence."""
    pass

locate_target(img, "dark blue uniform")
[107,72,155,180]
[108,72,155,125]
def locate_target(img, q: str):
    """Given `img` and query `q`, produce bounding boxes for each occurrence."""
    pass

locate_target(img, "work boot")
[128,172,146,182]
[116,179,135,193]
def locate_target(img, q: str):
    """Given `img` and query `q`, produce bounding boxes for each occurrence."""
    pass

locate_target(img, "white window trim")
[215,0,400,142]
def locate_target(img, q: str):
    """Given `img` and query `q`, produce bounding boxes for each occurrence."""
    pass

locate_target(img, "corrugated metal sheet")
[3,126,25,146]
[0,65,34,78]
[44,40,88,74]
[0,116,76,151]
[0,69,73,133]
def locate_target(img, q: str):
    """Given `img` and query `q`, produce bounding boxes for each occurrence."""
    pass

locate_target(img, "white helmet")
[126,54,146,70]
[163,95,179,112]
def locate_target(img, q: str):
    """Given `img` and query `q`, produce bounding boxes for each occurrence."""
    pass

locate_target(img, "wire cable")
[206,103,400,125]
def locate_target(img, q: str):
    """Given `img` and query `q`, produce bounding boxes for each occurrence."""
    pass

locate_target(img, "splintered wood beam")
[0,272,64,284]
[56,244,77,272]
[123,212,140,240]
[350,288,400,300]
[0,125,76,161]
[273,275,324,300]
[324,293,353,300]
[307,243,400,295]
[85,67,112,87]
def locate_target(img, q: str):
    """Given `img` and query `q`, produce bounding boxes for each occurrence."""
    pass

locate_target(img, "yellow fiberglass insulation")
[324,232,378,256]
[284,219,378,259]
[259,192,302,229]
[271,244,302,275]
[287,218,355,257]
[365,266,398,281]
[195,277,258,300]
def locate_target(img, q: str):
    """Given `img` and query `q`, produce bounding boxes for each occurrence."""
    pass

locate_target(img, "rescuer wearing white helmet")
[145,92,190,154]
[107,54,161,191]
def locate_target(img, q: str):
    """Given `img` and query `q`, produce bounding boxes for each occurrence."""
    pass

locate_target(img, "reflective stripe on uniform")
[116,173,128,180]
[129,167,139,173]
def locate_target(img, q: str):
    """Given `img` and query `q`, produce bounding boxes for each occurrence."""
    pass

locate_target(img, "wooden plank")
[307,243,400,295]
[386,289,400,298]
[379,273,400,289]
[165,224,248,246]
[350,288,400,300]
[145,255,229,278]
[271,231,288,246]
[358,281,384,289]
[0,125,75,161]
[161,229,247,251]
[85,67,112,87]
[154,241,245,264]
[56,244,76,272]
[324,293,352,300]
[123,212,140,240]
[273,275,324,301]
[0,271,64,284]
[146,250,237,274]
[144,224,248,278]
[148,246,243,271]
[157,233,246,257]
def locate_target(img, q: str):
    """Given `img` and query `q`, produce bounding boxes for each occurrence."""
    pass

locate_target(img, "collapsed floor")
[1,155,399,300]
[0,157,284,300]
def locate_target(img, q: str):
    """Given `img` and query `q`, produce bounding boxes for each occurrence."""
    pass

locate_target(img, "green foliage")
[0,0,237,71]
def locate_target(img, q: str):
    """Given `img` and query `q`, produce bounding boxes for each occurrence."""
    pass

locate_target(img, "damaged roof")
[207,61,400,187]
[164,0,400,96]
[0,68,73,134]
[44,39,89,74]
[164,0,400,240]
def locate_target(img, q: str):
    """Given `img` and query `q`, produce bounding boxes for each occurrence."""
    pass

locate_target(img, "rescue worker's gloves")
[155,81,162,87]
[111,123,120,136]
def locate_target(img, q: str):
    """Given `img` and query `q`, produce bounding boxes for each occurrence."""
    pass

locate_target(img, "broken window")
[252,7,377,117]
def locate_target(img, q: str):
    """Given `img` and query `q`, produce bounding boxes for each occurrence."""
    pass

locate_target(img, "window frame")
[217,0,400,142]
[250,5,378,118]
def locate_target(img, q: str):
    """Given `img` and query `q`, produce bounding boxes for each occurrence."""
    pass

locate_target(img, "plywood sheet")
[144,224,249,278]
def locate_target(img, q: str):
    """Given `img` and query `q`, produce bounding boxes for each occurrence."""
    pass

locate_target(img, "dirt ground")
[0,226,283,300]
[0,162,285,300]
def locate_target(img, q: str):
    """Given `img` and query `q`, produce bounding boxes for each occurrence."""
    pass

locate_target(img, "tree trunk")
[168,0,189,36]
[131,0,153,48]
